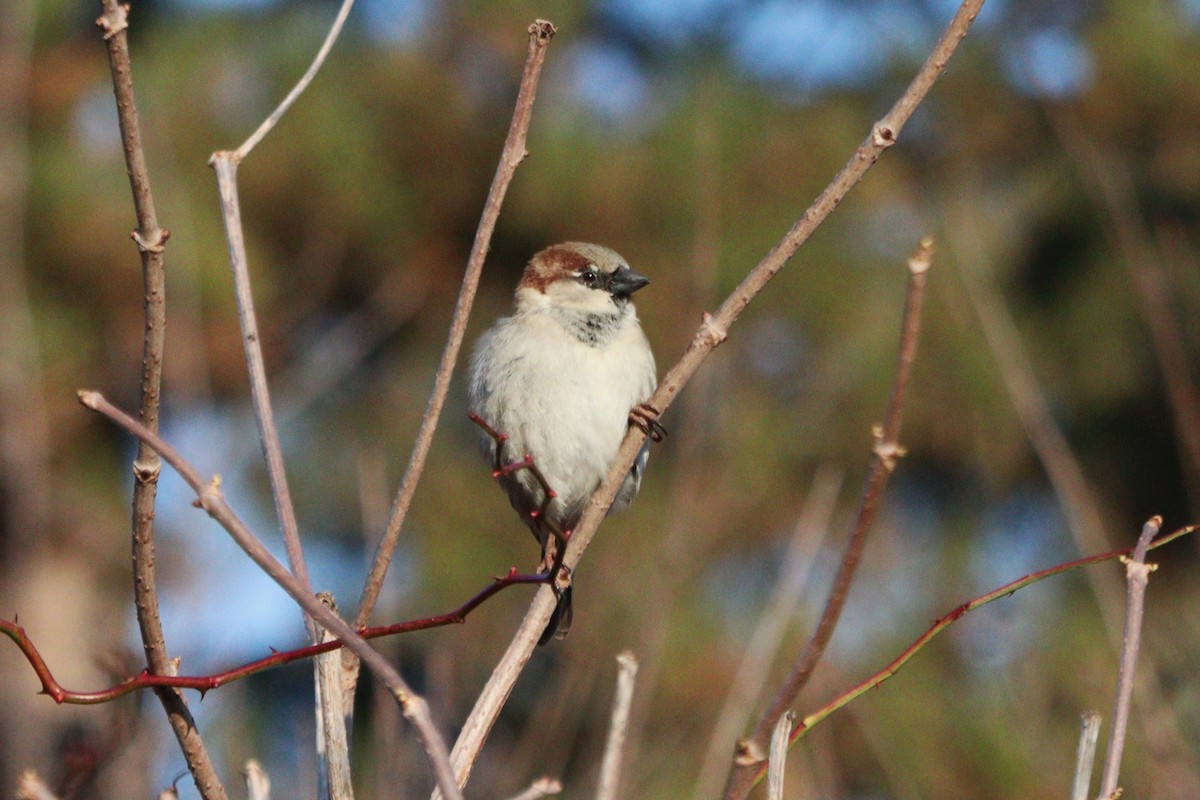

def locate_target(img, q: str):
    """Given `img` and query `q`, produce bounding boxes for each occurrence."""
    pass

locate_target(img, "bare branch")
[16,771,60,800]
[316,594,355,800]
[506,778,563,800]
[209,152,315,611]
[726,237,934,796]
[77,391,464,800]
[596,652,639,800]
[1097,517,1162,799]
[357,19,557,628]
[738,522,1196,793]
[234,0,357,161]
[244,760,271,800]
[449,1,982,788]
[691,467,842,800]
[1073,711,1101,800]
[1,567,548,705]
[766,712,794,800]
[94,1,226,797]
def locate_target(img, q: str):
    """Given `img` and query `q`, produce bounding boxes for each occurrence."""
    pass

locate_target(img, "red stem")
[2,568,550,706]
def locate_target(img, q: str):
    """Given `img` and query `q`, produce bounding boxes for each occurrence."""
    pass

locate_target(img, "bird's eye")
[579,269,598,287]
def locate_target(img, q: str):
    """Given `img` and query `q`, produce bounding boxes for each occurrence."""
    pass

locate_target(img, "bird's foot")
[629,402,667,442]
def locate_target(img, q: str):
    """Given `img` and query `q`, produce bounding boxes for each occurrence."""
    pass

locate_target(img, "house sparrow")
[468,242,663,644]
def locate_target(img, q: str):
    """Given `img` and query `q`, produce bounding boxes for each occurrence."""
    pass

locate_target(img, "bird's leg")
[628,402,667,442]
[470,412,573,589]
[468,411,510,472]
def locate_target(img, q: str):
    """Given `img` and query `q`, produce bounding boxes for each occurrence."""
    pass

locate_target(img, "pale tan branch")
[357,19,557,628]
[95,0,226,796]
[1097,517,1162,799]
[78,390,463,800]
[234,0,357,160]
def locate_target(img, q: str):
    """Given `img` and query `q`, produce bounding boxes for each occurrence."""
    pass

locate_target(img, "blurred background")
[2,0,1199,797]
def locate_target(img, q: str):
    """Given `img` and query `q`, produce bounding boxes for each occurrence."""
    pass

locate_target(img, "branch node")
[871,425,906,468]
[530,19,558,41]
[132,458,161,485]
[699,311,729,346]
[95,3,130,40]
[733,737,766,768]
[131,227,171,254]
[871,122,896,147]
[907,236,934,274]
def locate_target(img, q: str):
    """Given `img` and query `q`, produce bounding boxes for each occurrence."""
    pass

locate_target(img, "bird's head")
[515,242,650,314]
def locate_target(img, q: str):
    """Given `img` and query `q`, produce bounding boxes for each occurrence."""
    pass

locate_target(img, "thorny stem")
[735,237,933,779]
[741,522,1196,793]
[94,2,227,798]
[1097,517,1162,799]
[448,1,983,791]
[357,20,557,629]
[77,390,465,800]
[0,569,549,706]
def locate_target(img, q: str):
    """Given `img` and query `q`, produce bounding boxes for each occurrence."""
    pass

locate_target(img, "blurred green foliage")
[2,1,1199,798]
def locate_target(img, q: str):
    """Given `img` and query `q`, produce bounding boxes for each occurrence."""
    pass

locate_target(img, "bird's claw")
[629,402,667,442]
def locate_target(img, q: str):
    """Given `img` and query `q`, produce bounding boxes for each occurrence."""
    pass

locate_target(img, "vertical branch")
[766,712,794,800]
[206,0,359,617]
[690,467,841,800]
[723,238,933,798]
[209,153,313,600]
[1097,517,1161,799]
[447,1,982,790]
[595,652,639,800]
[315,594,355,800]
[1073,711,1101,800]
[93,3,228,798]
[356,19,557,627]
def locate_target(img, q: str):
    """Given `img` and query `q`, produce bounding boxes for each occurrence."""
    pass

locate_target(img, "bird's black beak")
[609,266,650,298]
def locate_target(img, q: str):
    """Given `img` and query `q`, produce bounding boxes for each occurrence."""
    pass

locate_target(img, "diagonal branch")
[726,237,933,796]
[94,2,226,798]
[741,521,1196,793]
[446,1,983,792]
[78,390,465,800]
[356,19,557,628]
[2,567,550,706]
[234,0,357,161]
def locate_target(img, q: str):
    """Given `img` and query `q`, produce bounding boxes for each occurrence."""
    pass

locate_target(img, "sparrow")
[468,242,663,644]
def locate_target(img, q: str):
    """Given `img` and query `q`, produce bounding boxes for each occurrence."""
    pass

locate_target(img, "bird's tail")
[537,585,573,646]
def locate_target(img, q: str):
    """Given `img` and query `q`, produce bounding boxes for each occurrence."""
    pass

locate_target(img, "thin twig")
[1073,711,1101,800]
[691,467,842,800]
[234,0,356,161]
[93,2,226,798]
[1097,517,1162,799]
[316,594,355,800]
[244,760,271,800]
[596,652,639,800]
[1,567,549,705]
[1044,106,1200,506]
[209,152,314,610]
[357,19,557,629]
[448,0,982,787]
[16,771,60,800]
[506,778,563,800]
[766,712,794,800]
[739,521,1196,792]
[77,390,465,800]
[726,237,934,796]
[949,197,1200,793]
